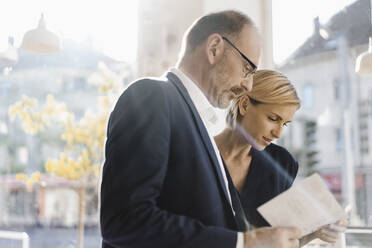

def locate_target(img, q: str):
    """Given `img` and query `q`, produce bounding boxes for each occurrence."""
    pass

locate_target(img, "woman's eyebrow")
[270,112,294,123]
[269,112,283,120]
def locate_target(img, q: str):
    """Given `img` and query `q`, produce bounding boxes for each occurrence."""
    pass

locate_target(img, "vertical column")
[260,0,274,69]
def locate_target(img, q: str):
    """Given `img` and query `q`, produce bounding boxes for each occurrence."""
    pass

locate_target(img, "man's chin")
[208,99,219,108]
[216,96,232,109]
[216,101,230,109]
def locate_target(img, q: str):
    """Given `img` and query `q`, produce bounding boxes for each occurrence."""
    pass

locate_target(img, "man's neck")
[177,54,211,96]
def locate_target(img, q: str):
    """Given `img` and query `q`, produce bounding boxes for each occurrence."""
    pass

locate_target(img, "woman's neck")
[214,128,252,162]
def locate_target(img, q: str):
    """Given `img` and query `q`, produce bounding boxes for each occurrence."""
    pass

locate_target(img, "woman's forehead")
[256,104,297,119]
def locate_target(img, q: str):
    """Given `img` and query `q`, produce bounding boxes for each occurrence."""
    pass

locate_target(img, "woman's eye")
[268,116,276,121]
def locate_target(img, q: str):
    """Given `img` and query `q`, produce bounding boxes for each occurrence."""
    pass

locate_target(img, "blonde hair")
[227,69,301,128]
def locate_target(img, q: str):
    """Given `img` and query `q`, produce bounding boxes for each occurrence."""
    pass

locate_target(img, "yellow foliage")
[25,180,33,192]
[9,62,124,185]
[45,159,56,173]
[16,173,27,182]
[15,172,41,191]
[30,172,41,182]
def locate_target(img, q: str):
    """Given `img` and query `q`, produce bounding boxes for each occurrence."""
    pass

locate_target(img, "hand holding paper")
[257,173,347,236]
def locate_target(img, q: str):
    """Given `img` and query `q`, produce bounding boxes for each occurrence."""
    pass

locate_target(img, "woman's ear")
[206,34,225,65]
[238,95,250,116]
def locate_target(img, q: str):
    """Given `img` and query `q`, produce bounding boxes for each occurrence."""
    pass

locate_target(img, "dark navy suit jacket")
[100,72,247,248]
[240,143,298,227]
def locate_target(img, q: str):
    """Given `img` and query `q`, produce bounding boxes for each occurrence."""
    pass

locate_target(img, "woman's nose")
[272,125,283,139]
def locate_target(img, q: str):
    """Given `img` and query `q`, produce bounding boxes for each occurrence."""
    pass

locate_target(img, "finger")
[320,237,338,243]
[285,226,302,239]
[337,219,349,227]
[288,238,300,248]
[319,230,340,243]
[322,228,339,236]
[328,224,347,233]
[319,233,338,243]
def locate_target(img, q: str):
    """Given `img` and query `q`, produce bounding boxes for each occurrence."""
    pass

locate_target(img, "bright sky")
[0,0,358,64]
[0,0,138,62]
[272,0,358,64]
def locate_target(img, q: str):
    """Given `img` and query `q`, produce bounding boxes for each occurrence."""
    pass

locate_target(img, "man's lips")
[230,87,245,96]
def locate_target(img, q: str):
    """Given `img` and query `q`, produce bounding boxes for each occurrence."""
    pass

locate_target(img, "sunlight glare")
[0,0,137,62]
[273,0,358,64]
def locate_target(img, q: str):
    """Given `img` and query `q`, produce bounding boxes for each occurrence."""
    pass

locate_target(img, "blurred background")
[0,0,371,247]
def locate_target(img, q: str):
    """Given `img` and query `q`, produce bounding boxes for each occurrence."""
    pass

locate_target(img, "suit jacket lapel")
[166,72,232,207]
[222,158,249,231]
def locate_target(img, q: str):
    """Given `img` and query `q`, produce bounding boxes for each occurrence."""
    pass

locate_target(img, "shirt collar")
[170,67,218,126]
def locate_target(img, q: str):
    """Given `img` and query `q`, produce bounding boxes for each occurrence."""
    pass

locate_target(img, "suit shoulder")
[265,143,293,160]
[265,143,298,170]
[119,76,173,99]
[126,76,169,90]
[122,76,177,98]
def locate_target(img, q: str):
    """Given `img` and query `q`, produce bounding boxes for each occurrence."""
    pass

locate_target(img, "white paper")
[257,173,347,236]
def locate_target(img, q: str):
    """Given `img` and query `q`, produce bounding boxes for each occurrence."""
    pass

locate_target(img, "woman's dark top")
[239,143,298,227]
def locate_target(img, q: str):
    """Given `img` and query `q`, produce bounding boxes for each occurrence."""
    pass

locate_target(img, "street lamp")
[319,22,358,223]
[355,37,372,75]
[355,0,372,75]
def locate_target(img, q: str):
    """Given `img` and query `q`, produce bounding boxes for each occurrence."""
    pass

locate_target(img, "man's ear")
[205,34,225,65]
[238,95,250,116]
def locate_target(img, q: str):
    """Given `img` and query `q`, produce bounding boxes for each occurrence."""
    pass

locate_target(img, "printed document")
[257,173,347,236]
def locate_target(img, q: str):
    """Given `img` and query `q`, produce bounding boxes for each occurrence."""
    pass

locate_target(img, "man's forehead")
[236,25,260,41]
[236,26,261,65]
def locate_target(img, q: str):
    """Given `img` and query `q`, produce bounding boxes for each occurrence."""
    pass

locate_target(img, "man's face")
[210,26,261,109]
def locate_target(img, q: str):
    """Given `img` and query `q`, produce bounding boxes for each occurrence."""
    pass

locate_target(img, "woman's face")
[239,99,298,150]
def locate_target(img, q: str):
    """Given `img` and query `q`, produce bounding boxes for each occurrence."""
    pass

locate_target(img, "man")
[100,10,301,248]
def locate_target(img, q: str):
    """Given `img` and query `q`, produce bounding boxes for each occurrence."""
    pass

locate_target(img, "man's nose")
[241,75,253,91]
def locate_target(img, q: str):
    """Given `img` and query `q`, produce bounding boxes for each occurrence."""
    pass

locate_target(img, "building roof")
[12,39,118,71]
[282,0,371,66]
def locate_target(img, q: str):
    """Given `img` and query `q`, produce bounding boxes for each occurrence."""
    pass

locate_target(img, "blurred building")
[0,39,131,175]
[0,40,129,228]
[136,0,274,77]
[278,0,372,225]
[0,174,98,227]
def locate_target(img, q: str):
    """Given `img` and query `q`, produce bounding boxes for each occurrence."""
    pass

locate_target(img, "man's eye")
[243,67,253,78]
[268,117,276,121]
[245,66,256,76]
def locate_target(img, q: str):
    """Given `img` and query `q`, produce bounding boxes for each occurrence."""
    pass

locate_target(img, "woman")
[215,69,346,246]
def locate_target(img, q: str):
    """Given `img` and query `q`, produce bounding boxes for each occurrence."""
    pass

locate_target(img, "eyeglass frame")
[222,36,257,76]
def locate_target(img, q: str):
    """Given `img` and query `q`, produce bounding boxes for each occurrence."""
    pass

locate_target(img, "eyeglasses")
[222,36,257,76]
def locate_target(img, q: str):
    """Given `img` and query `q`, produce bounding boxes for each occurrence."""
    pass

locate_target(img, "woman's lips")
[263,136,272,145]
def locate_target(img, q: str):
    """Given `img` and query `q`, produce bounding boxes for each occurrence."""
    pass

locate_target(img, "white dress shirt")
[170,67,244,248]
